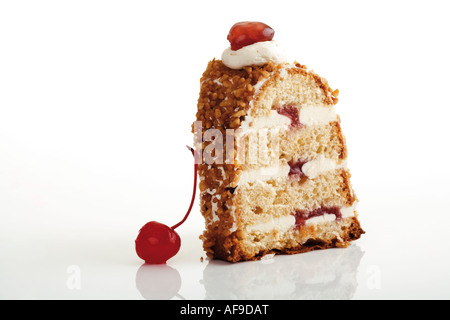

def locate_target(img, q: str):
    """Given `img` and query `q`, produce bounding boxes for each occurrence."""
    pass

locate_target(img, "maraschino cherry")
[227,21,275,51]
[135,146,198,264]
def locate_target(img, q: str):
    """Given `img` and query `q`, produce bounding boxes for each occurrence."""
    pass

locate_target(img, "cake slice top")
[195,21,339,133]
[197,60,339,132]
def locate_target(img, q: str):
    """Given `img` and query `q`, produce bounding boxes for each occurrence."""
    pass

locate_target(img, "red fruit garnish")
[135,221,181,264]
[227,21,275,51]
[135,146,198,264]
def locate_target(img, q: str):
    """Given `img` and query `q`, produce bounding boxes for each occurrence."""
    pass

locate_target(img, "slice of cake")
[193,22,364,262]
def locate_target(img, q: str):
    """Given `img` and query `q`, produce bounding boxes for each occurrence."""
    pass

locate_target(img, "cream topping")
[222,40,288,69]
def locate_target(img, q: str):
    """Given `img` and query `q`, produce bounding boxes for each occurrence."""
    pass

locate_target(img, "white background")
[1,0,450,299]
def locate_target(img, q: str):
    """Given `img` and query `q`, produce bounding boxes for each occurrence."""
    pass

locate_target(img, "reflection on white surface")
[201,246,364,300]
[133,246,364,300]
[136,264,183,300]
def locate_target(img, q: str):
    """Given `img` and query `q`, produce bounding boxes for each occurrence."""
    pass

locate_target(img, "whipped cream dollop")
[222,40,288,69]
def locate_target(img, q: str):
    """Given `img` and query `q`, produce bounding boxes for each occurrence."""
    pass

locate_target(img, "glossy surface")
[227,21,274,51]
[2,202,450,299]
[135,221,181,264]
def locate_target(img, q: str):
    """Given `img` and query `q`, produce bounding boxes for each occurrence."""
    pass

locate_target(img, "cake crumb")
[260,253,275,263]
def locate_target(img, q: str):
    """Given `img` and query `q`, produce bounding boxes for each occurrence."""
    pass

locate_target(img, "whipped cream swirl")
[221,40,288,69]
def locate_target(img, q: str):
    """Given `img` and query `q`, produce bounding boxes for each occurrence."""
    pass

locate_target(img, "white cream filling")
[299,105,337,126]
[306,201,357,226]
[238,156,346,184]
[305,213,338,226]
[246,215,296,234]
[222,40,288,70]
[248,110,291,129]
[301,156,347,179]
[240,110,291,133]
[242,105,337,133]
[340,200,358,218]
[246,203,357,234]
[239,164,291,184]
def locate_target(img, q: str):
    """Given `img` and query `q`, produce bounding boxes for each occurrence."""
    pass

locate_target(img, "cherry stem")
[171,146,198,230]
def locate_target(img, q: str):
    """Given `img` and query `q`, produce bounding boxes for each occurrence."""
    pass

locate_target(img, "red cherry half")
[135,146,198,264]
[227,21,275,51]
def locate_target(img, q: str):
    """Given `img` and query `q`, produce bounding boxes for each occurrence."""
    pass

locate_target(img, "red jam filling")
[293,206,342,228]
[277,105,302,129]
[227,21,275,51]
[288,159,308,177]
